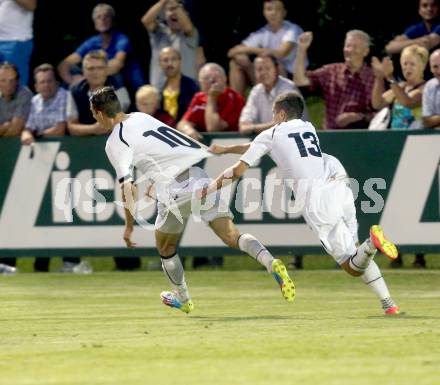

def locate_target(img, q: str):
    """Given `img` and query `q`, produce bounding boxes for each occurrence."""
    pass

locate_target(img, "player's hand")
[195,185,209,199]
[123,226,136,248]
[298,32,313,49]
[208,144,227,154]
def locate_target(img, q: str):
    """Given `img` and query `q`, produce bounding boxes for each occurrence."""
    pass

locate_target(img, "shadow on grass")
[366,314,440,320]
[191,315,297,322]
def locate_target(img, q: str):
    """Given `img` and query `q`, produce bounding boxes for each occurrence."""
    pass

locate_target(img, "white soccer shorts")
[303,179,359,264]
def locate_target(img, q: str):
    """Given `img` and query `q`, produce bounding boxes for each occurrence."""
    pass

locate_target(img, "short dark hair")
[83,50,108,66]
[90,86,122,118]
[273,91,304,120]
[254,54,278,68]
[0,62,19,80]
[33,63,56,81]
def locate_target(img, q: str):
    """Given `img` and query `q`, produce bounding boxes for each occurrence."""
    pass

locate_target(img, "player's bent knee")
[220,230,239,249]
[340,260,363,277]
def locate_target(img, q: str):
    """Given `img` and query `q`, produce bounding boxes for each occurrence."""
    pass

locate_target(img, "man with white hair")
[177,62,245,140]
[294,30,375,130]
[58,3,144,93]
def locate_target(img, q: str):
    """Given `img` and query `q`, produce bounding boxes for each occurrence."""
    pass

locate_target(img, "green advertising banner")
[0,130,439,256]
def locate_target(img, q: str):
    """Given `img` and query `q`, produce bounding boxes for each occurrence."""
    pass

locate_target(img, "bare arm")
[266,41,294,59]
[201,161,249,197]
[422,115,440,128]
[0,117,26,137]
[208,143,251,155]
[14,0,37,11]
[385,34,434,55]
[58,53,82,85]
[175,2,194,36]
[121,182,137,248]
[40,122,66,136]
[108,52,127,75]
[371,56,387,109]
[141,0,167,32]
[176,119,203,141]
[205,92,228,132]
[196,46,206,69]
[390,84,423,107]
[239,121,274,135]
[293,32,312,86]
[372,76,387,109]
[67,120,106,136]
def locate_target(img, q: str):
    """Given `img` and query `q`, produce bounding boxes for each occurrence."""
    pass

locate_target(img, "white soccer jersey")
[105,112,211,185]
[322,153,347,180]
[240,119,325,196]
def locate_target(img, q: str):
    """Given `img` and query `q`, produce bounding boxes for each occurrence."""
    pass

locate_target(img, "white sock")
[161,253,190,303]
[349,239,376,273]
[361,260,390,299]
[238,233,274,272]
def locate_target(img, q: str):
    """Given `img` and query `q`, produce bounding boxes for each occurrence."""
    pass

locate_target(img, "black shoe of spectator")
[114,257,141,271]
[34,257,50,272]
[390,254,403,268]
[287,255,303,270]
[192,256,210,269]
[412,253,426,269]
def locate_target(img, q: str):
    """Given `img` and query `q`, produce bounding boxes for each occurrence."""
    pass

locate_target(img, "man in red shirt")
[294,30,375,130]
[177,62,245,140]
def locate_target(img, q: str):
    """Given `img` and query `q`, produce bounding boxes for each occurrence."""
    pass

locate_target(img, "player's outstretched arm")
[121,182,137,248]
[200,161,249,198]
[208,143,251,155]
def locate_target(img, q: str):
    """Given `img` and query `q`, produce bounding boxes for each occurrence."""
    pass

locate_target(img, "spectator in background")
[385,0,440,55]
[20,63,67,272]
[177,62,244,269]
[0,0,36,85]
[0,62,32,137]
[228,0,306,96]
[57,3,144,95]
[177,62,245,140]
[159,46,199,122]
[371,44,428,130]
[371,44,429,269]
[136,85,175,127]
[239,55,308,135]
[67,50,130,136]
[294,30,375,130]
[21,64,66,144]
[0,61,32,269]
[141,0,203,89]
[423,48,440,128]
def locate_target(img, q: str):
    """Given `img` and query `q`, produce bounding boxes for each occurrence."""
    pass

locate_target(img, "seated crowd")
[1,0,439,271]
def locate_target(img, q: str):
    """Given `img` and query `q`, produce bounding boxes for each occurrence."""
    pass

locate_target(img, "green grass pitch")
[1,266,439,385]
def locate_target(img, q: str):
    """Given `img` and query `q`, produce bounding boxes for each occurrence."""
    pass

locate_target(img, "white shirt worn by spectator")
[422,77,440,117]
[239,75,309,123]
[242,20,307,74]
[26,87,67,134]
[0,0,33,40]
